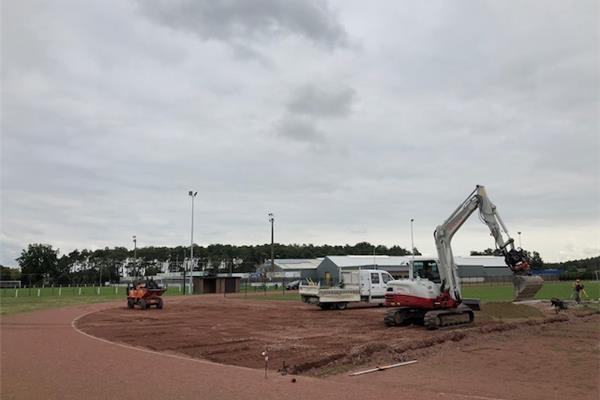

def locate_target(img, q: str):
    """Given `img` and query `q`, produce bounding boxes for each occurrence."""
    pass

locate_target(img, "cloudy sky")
[1,0,598,265]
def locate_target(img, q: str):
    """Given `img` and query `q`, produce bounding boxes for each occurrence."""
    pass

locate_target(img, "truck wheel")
[319,303,331,310]
[156,298,163,309]
[139,299,147,310]
[127,298,134,309]
[336,302,347,310]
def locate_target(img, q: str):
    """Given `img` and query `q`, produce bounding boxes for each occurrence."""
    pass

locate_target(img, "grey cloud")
[137,0,347,49]
[287,84,355,118]
[277,115,323,142]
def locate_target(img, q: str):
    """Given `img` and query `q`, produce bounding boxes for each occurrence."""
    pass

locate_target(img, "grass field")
[462,281,600,302]
[1,281,597,316]
[0,286,185,315]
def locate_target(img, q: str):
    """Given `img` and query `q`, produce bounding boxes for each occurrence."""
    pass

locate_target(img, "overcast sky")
[1,0,598,265]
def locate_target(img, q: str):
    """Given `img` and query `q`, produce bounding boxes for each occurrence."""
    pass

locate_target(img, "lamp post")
[132,235,137,278]
[189,191,198,295]
[410,218,415,279]
[517,231,522,248]
[268,213,274,274]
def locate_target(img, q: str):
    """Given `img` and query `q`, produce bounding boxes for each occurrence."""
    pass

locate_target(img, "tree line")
[2,242,417,285]
[470,248,545,269]
[3,242,596,286]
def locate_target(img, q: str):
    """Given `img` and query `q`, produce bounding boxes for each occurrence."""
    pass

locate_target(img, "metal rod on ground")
[349,360,418,376]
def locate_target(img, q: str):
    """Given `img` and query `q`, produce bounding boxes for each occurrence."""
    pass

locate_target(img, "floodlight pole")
[269,213,274,274]
[189,191,198,295]
[132,235,137,278]
[410,219,415,279]
[517,231,522,248]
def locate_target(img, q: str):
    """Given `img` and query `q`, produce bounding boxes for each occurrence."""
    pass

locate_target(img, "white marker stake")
[262,351,269,379]
[115,286,118,295]
[37,288,41,297]
[78,287,82,296]
[59,287,62,296]
[97,287,100,295]
[15,289,18,298]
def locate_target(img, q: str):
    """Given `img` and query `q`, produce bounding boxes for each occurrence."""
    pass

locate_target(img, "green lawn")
[0,286,184,316]
[1,281,597,315]
[462,281,599,302]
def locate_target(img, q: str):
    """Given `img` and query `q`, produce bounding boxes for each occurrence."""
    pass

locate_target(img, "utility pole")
[132,235,137,278]
[189,191,198,295]
[517,231,522,248]
[269,213,274,274]
[410,219,415,279]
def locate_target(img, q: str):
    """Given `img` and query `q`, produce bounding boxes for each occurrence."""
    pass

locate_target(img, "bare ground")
[76,294,600,399]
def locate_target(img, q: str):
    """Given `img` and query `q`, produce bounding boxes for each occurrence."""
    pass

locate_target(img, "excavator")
[384,185,544,329]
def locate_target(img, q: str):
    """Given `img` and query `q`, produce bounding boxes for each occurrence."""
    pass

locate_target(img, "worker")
[572,279,589,303]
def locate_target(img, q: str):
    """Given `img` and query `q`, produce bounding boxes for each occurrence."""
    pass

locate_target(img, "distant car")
[285,280,302,290]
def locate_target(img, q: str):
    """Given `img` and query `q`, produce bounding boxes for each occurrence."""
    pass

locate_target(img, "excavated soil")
[76,295,599,381]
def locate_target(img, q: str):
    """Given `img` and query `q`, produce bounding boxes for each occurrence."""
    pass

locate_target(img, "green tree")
[17,244,59,285]
[470,248,503,256]
[0,265,21,280]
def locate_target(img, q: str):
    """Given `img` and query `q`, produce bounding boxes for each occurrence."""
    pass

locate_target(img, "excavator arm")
[434,185,543,303]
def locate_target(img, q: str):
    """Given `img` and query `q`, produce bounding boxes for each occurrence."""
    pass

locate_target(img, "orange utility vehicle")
[127,279,166,310]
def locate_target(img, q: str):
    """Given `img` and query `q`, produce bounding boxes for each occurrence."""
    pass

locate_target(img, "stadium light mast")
[132,235,137,278]
[269,213,274,274]
[189,191,198,295]
[410,218,415,279]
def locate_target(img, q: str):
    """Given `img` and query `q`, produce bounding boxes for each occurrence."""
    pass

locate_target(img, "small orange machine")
[126,279,166,310]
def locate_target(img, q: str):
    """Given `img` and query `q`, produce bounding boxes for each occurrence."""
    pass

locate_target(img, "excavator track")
[384,308,425,327]
[423,304,474,329]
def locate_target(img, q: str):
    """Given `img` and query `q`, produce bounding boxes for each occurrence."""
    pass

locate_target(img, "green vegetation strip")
[1,281,598,315]
[462,281,599,302]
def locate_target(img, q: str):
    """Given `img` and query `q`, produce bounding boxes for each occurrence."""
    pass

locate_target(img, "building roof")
[325,255,431,268]
[272,258,322,270]
[326,255,509,268]
[454,256,508,267]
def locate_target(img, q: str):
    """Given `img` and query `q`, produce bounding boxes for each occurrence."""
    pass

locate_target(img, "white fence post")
[59,286,62,296]
[37,288,41,297]
[15,289,18,298]
[78,287,82,296]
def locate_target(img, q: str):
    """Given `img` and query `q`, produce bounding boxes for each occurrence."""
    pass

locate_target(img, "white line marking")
[437,392,512,400]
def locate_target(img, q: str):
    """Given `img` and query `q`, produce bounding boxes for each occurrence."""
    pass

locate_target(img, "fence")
[0,283,191,298]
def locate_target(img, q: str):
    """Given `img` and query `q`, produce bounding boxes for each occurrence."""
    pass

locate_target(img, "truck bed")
[299,284,361,304]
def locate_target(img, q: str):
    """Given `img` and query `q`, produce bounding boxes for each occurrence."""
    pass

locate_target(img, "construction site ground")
[74,294,600,400]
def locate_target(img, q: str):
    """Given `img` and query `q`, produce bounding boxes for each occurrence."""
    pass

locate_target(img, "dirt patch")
[75,295,592,379]
[480,301,545,320]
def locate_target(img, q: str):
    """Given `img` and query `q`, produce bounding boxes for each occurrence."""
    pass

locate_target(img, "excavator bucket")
[513,275,544,301]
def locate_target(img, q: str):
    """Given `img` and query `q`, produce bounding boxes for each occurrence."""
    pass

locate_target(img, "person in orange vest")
[572,279,589,303]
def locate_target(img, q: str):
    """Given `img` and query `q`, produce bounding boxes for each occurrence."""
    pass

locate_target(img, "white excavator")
[384,185,544,329]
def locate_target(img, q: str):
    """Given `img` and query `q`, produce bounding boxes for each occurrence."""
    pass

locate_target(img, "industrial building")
[258,259,322,280]
[314,255,512,284]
